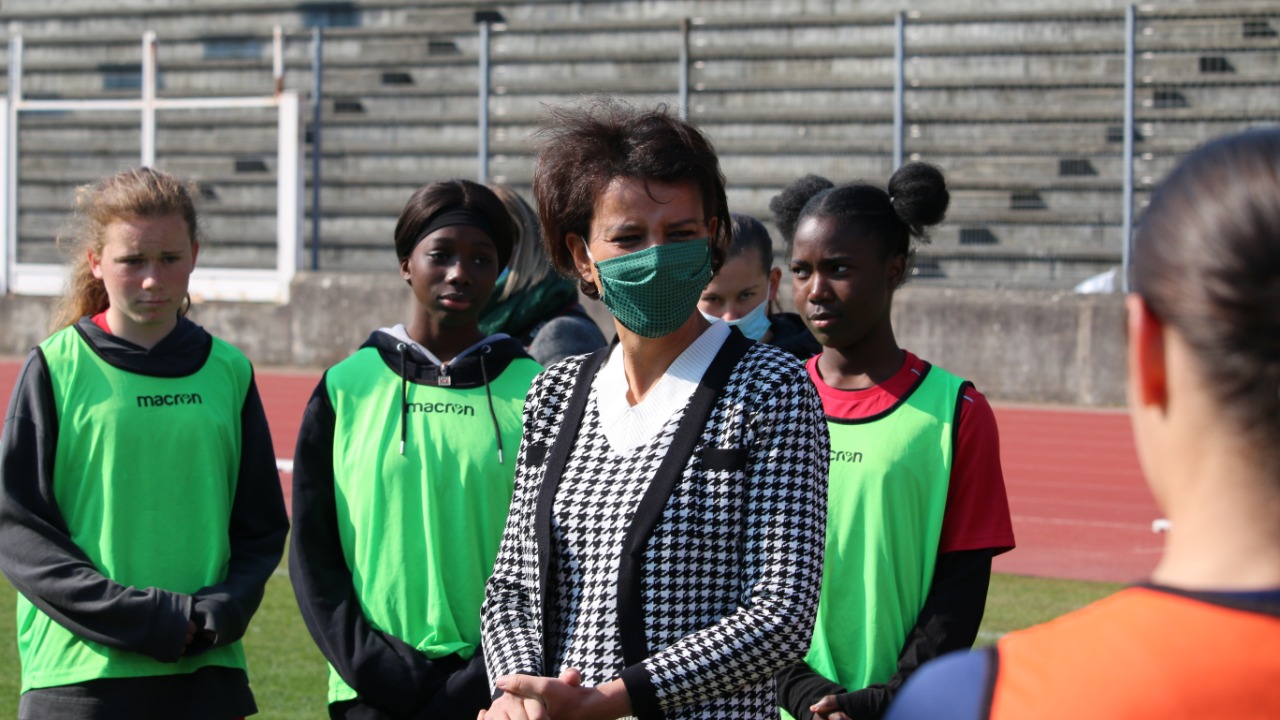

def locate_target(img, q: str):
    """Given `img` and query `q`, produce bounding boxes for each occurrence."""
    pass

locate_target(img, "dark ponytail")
[1131,128,1280,475]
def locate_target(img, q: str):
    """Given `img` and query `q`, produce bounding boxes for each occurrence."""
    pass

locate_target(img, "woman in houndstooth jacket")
[480,98,830,720]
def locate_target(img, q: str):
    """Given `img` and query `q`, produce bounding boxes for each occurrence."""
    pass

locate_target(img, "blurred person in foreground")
[479,184,606,366]
[886,127,1280,720]
[697,212,821,360]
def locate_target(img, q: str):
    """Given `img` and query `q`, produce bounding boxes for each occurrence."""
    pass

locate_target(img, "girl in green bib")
[288,179,543,719]
[0,167,289,719]
[771,165,1015,720]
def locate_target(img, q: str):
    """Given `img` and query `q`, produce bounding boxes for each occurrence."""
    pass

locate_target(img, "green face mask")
[588,237,713,338]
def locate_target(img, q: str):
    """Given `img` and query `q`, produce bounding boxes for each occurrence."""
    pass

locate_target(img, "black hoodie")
[289,329,537,720]
[0,317,288,719]
[769,311,823,361]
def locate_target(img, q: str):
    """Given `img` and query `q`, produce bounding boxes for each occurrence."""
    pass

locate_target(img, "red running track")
[0,361,1163,585]
[990,405,1161,584]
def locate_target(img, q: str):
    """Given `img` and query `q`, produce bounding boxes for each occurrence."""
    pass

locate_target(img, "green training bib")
[18,326,250,692]
[322,347,541,704]
[783,364,965,719]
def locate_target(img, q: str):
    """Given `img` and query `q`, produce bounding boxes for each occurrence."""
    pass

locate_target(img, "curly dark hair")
[531,98,731,298]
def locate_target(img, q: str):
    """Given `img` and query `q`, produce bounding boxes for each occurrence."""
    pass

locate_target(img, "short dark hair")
[727,212,774,275]
[393,179,516,267]
[532,98,731,298]
[1132,127,1280,475]
[769,163,949,280]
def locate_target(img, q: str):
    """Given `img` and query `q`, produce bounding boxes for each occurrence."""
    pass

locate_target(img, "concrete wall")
[0,295,55,358]
[0,277,1127,407]
[890,286,1125,406]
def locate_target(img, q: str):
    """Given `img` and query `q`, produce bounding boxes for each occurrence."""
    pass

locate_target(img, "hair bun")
[888,162,949,238]
[769,174,835,244]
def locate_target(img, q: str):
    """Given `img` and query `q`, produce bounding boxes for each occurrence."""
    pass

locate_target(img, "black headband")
[411,207,497,251]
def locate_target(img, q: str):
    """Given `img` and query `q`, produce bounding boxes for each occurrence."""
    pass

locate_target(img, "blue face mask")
[700,296,771,341]
[588,238,713,338]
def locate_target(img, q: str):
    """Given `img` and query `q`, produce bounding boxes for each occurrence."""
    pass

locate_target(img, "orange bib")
[992,586,1280,719]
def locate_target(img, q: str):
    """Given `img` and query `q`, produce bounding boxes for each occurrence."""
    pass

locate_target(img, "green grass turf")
[0,571,1122,717]
[976,574,1123,646]
[0,571,329,719]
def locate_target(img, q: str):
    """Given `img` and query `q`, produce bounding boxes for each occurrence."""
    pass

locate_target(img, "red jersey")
[806,350,1015,554]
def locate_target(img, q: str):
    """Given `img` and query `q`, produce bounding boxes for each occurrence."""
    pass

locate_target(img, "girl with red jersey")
[772,164,1015,720]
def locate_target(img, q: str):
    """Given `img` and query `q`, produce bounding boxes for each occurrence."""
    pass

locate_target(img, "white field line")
[1011,514,1156,532]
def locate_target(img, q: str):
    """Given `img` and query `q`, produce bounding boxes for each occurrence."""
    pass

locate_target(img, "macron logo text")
[407,401,475,417]
[137,393,203,408]
[832,450,864,464]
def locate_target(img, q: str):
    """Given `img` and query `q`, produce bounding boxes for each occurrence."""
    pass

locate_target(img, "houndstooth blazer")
[482,331,829,719]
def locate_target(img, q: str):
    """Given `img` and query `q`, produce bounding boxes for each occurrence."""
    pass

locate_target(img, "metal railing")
[1,4,1276,294]
[1,29,303,302]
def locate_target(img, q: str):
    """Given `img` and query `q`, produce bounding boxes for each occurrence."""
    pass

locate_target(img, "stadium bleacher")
[1,1,1277,286]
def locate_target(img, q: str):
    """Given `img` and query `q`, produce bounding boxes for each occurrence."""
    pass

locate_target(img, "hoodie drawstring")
[398,339,503,463]
[398,342,408,456]
[480,345,504,465]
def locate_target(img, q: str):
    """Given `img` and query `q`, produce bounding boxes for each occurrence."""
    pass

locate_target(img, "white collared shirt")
[590,322,731,454]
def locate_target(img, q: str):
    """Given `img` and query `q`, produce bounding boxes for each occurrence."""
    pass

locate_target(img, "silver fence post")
[1,94,10,297]
[1121,4,1136,292]
[141,32,158,167]
[474,11,504,184]
[893,12,906,170]
[679,18,690,121]
[311,26,323,270]
[276,91,303,301]
[477,21,490,184]
[4,36,22,295]
[273,26,285,96]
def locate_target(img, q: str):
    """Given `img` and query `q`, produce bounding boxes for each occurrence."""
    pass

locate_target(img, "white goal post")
[1,29,303,303]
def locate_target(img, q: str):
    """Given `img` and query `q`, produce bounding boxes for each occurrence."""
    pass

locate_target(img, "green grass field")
[0,572,330,719]
[0,571,1121,717]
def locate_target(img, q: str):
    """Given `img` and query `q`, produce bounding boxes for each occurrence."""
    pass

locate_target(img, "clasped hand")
[478,668,631,720]
[810,694,853,720]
